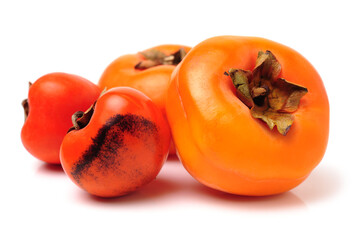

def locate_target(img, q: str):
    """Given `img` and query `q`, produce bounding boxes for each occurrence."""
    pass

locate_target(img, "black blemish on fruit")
[71,114,158,185]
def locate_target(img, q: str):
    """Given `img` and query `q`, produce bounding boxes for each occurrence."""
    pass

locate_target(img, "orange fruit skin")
[166,36,329,196]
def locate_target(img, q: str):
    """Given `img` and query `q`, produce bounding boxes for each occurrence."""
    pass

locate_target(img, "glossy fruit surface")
[166,36,329,196]
[60,87,170,197]
[21,73,101,164]
[98,45,191,155]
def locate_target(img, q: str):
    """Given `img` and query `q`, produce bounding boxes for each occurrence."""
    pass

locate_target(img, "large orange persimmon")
[166,36,329,196]
[98,45,191,155]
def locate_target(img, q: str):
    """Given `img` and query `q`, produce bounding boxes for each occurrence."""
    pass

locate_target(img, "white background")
[1,0,359,239]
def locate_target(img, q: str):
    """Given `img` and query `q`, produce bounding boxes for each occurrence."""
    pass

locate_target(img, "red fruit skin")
[21,72,101,164]
[60,87,171,197]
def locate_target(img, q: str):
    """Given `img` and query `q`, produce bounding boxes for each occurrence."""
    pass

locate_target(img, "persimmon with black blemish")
[60,87,170,197]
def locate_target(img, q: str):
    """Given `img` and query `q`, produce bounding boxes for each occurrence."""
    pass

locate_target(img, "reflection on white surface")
[293,165,342,204]
[64,157,340,211]
[36,163,64,176]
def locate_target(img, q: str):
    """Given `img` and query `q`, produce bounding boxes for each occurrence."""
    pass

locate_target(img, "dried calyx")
[228,51,308,135]
[22,82,32,121]
[22,99,29,121]
[68,89,106,133]
[135,48,187,70]
[68,103,95,133]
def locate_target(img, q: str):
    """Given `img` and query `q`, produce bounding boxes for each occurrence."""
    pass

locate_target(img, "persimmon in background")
[166,36,329,196]
[98,45,191,155]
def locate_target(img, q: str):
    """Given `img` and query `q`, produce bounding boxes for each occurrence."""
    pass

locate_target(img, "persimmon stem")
[71,111,85,130]
[68,89,106,133]
[22,82,32,122]
[22,99,29,121]
[68,104,96,133]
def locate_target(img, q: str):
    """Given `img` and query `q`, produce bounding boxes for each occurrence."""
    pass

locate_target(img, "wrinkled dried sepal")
[229,68,253,108]
[135,60,161,70]
[253,50,281,81]
[251,108,294,136]
[269,78,308,112]
[135,48,187,70]
[140,49,166,61]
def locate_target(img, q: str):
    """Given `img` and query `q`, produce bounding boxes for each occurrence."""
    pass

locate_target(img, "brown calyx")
[135,48,187,70]
[22,82,32,121]
[68,88,106,133]
[68,103,95,133]
[228,50,308,136]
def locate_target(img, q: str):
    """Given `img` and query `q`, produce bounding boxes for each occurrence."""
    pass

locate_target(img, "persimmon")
[166,36,329,196]
[98,45,191,155]
[60,87,170,197]
[21,73,101,164]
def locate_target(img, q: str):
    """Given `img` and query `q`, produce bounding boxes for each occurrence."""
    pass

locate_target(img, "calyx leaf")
[229,69,253,108]
[68,88,107,133]
[135,48,187,70]
[22,82,32,121]
[229,50,308,135]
